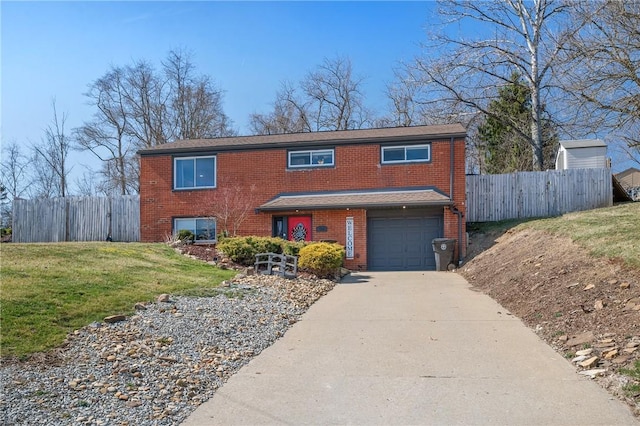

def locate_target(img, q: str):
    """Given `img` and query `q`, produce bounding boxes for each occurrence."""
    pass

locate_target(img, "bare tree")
[163,49,235,139]
[75,67,136,195]
[1,142,31,226]
[75,167,100,197]
[407,0,575,171]
[77,50,235,194]
[250,56,372,134]
[122,60,171,148]
[380,69,420,128]
[1,142,31,200]
[562,0,640,167]
[32,99,72,197]
[249,82,312,134]
[200,178,257,236]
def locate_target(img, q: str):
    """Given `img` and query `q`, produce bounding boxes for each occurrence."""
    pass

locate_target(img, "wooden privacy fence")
[466,168,613,222]
[13,196,140,243]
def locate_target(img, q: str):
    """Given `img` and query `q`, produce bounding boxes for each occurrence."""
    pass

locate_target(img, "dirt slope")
[460,227,640,415]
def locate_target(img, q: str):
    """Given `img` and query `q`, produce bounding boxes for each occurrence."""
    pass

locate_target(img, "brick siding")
[140,137,466,270]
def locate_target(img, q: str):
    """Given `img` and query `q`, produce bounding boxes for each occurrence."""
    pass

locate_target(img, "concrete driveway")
[183,272,638,425]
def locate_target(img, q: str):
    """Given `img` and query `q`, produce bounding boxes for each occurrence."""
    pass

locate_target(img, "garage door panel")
[368,214,442,271]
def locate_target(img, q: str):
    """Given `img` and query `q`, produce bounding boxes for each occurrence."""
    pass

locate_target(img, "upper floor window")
[174,156,216,190]
[288,149,334,168]
[174,217,217,243]
[381,144,431,164]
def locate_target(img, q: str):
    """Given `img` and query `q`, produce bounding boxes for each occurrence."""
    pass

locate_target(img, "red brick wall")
[140,137,466,266]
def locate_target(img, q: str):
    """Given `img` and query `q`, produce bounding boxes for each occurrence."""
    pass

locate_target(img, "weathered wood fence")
[13,196,140,243]
[466,168,613,222]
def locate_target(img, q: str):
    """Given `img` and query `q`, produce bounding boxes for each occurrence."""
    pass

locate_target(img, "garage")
[367,208,443,271]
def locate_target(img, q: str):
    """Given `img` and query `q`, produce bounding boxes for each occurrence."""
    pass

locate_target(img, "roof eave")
[257,200,452,212]
[137,130,467,156]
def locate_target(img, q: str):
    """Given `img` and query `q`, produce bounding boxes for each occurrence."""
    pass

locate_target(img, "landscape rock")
[565,331,596,348]
[459,227,640,415]
[134,302,148,310]
[579,369,607,378]
[572,355,588,363]
[157,293,171,303]
[603,349,619,360]
[1,273,336,425]
[103,315,126,323]
[578,356,599,368]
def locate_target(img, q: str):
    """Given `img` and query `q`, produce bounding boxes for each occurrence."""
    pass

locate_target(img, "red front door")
[288,216,312,242]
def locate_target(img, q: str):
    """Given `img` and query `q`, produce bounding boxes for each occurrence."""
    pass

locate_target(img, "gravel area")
[0,274,336,425]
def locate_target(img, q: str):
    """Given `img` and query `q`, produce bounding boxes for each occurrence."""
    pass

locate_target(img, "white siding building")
[555,139,609,170]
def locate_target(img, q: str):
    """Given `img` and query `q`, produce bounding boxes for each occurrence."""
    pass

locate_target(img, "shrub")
[217,236,288,266]
[216,237,255,265]
[283,240,306,257]
[249,236,284,255]
[298,242,345,278]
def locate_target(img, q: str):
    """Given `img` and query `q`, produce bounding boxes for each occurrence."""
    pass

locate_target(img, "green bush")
[249,236,285,255]
[298,242,345,278]
[216,237,255,265]
[283,240,306,257]
[217,237,340,273]
[0,227,11,237]
[217,236,290,266]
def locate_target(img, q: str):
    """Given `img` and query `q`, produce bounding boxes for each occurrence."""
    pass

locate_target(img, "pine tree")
[478,74,558,174]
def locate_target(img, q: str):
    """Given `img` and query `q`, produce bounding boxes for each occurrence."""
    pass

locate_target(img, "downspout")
[448,136,464,265]
[449,137,454,201]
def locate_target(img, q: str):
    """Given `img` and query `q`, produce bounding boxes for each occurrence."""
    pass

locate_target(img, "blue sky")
[2,1,437,182]
[1,1,634,187]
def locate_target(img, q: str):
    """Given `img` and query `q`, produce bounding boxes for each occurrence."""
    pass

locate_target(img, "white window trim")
[174,155,217,190]
[174,217,217,243]
[381,144,431,164]
[288,149,335,168]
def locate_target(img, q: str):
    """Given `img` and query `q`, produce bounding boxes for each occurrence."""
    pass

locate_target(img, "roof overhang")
[257,188,451,212]
[137,124,467,156]
[559,139,606,149]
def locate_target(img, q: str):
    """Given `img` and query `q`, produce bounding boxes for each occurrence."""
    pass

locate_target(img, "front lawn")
[1,242,236,358]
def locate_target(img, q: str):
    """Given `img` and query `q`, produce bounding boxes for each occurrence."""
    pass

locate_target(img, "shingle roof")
[615,167,640,179]
[559,139,606,149]
[258,188,451,211]
[138,124,466,155]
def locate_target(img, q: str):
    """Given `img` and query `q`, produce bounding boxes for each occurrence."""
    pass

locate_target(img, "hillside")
[460,205,640,415]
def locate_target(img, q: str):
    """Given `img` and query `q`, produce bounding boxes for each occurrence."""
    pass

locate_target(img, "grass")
[1,242,236,358]
[523,203,640,269]
[620,360,640,397]
[470,203,640,269]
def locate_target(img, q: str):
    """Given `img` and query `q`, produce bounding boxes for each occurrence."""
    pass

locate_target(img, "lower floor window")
[174,217,217,243]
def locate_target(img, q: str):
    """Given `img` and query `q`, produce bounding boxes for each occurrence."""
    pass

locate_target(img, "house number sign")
[345,217,354,260]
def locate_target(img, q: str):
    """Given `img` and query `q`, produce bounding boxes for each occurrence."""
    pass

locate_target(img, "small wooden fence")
[466,168,613,222]
[254,252,298,278]
[13,196,140,243]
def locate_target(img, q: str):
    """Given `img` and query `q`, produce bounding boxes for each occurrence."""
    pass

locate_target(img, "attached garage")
[259,188,452,271]
[367,208,443,271]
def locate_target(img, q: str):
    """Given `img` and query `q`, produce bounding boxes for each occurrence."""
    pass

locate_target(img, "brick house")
[138,124,467,271]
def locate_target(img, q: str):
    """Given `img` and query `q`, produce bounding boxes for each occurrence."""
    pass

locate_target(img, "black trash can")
[432,238,456,271]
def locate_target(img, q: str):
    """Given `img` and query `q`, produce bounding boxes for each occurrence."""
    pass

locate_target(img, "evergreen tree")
[478,74,558,174]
